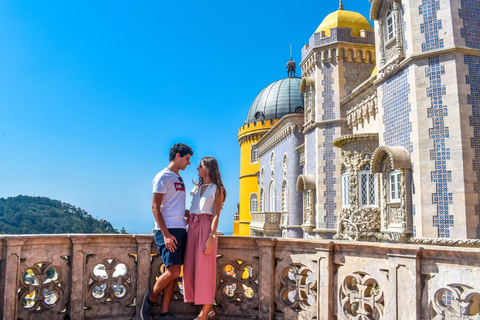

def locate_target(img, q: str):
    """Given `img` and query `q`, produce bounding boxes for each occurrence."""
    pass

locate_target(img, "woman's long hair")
[192,157,227,202]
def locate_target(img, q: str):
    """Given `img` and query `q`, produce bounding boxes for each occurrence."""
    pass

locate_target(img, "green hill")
[0,195,120,234]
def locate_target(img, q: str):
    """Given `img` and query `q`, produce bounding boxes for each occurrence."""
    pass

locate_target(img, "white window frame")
[306,190,311,209]
[389,170,401,203]
[250,193,258,213]
[359,167,378,207]
[385,3,396,42]
[269,181,276,212]
[342,171,350,208]
[251,144,258,164]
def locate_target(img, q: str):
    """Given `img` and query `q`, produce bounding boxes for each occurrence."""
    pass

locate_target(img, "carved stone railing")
[1,235,480,320]
[250,212,281,237]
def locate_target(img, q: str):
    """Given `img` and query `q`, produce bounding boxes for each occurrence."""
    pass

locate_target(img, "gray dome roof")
[246,77,304,124]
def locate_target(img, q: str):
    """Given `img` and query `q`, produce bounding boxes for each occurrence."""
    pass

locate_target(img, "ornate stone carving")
[218,260,258,308]
[335,148,381,241]
[18,262,65,312]
[280,263,316,311]
[347,92,378,130]
[432,284,480,319]
[379,60,401,79]
[339,272,384,319]
[88,259,131,303]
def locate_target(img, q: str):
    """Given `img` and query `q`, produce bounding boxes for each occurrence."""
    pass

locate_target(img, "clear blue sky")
[0,0,372,234]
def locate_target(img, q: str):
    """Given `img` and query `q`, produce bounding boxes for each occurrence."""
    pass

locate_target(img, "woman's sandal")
[193,310,216,320]
[208,310,217,319]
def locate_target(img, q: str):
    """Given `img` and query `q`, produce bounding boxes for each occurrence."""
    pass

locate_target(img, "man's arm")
[152,193,178,252]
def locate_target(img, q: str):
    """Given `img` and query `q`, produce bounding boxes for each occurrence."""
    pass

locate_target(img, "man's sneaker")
[157,312,181,320]
[140,293,153,320]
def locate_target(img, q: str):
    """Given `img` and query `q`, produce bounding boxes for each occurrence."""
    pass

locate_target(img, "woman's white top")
[189,184,217,215]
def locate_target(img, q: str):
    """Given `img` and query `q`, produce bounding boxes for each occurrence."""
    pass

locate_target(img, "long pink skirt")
[183,214,218,305]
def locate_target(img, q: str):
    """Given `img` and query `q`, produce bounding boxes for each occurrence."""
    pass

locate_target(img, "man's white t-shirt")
[152,168,186,229]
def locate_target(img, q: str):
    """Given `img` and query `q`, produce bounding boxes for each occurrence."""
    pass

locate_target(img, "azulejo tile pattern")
[344,62,375,96]
[426,56,453,238]
[402,4,408,52]
[306,131,316,176]
[461,0,480,238]
[382,68,413,153]
[322,64,337,229]
[459,0,480,49]
[465,54,480,238]
[419,0,444,52]
[323,124,337,228]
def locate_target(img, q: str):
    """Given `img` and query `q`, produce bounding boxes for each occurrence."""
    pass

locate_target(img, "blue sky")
[0,0,372,234]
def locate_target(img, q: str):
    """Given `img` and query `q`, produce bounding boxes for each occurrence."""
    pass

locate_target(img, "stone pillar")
[317,242,334,319]
[385,248,422,320]
[2,237,25,320]
[255,238,276,320]
[70,235,91,320]
[135,235,153,319]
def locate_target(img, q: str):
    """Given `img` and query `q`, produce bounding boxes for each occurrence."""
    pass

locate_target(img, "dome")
[246,77,304,124]
[315,9,372,37]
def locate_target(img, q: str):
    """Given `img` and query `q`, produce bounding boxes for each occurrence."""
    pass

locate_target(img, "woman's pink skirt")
[183,214,218,305]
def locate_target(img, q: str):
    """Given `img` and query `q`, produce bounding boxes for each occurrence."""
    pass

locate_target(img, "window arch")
[269,181,276,212]
[385,3,396,42]
[250,193,258,213]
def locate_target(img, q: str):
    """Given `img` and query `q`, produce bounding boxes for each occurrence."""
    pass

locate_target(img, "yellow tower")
[235,120,277,236]
[234,59,304,236]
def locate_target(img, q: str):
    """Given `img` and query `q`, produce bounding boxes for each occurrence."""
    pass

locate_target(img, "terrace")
[1,234,479,320]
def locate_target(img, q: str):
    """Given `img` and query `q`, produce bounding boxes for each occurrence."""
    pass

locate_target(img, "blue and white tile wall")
[382,68,413,152]
[419,0,444,52]
[426,56,453,238]
[460,0,480,239]
[322,64,337,229]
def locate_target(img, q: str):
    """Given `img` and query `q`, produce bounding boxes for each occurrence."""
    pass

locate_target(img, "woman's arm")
[203,187,224,255]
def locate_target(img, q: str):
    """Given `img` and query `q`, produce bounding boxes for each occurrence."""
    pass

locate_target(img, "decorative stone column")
[70,235,91,320]
[2,237,25,320]
[135,235,153,319]
[255,238,277,320]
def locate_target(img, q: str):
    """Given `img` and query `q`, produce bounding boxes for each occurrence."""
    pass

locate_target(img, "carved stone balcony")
[1,234,480,320]
[249,212,282,237]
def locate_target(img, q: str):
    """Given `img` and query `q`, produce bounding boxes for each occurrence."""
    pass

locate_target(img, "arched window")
[269,181,276,212]
[342,168,350,208]
[259,188,264,212]
[385,3,396,42]
[251,145,258,163]
[250,194,258,213]
[359,163,378,207]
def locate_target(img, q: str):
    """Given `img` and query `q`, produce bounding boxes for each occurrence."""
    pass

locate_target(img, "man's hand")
[164,233,178,252]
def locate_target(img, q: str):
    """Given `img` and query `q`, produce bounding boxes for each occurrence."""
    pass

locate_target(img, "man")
[141,143,193,320]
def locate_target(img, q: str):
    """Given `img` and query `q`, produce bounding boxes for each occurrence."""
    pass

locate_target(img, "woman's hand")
[203,236,215,255]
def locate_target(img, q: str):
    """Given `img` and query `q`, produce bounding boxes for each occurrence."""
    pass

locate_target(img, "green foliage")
[0,195,120,234]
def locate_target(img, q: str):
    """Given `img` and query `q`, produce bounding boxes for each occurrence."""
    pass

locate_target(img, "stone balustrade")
[250,212,282,237]
[1,234,480,320]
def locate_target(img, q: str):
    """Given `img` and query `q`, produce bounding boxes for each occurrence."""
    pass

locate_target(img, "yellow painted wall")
[236,120,277,236]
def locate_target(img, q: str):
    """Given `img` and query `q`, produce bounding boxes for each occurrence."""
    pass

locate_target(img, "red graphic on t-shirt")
[174,182,185,192]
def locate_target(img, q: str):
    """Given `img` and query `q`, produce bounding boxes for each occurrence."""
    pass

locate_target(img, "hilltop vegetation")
[0,195,121,234]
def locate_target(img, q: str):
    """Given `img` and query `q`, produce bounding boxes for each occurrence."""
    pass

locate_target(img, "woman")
[183,157,226,320]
